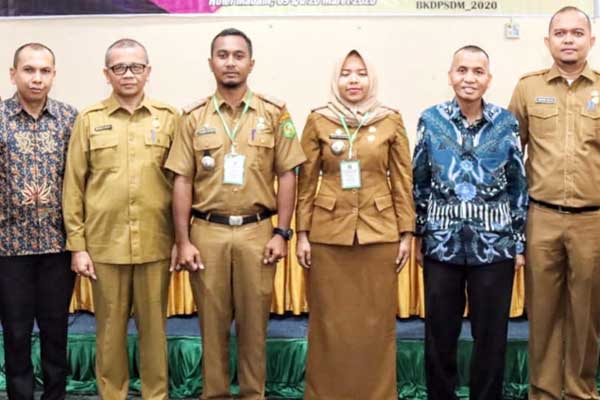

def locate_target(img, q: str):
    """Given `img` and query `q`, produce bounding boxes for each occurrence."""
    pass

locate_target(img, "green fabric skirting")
[0,335,599,399]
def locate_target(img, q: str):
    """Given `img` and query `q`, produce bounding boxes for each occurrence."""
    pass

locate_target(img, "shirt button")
[352,189,357,193]
[352,207,358,213]
[233,188,239,192]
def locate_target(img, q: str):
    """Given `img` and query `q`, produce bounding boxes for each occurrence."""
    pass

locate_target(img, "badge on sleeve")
[278,112,297,139]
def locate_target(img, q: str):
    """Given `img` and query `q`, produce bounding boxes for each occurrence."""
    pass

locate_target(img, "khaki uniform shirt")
[63,95,178,264]
[509,64,600,207]
[296,110,416,246]
[165,91,306,215]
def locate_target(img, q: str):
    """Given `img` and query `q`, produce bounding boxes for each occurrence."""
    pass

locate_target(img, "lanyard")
[339,112,370,159]
[212,91,253,153]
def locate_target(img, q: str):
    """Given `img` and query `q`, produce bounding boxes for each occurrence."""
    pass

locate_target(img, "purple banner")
[0,0,218,16]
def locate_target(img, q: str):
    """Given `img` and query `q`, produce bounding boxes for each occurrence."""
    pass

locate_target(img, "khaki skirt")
[304,241,399,400]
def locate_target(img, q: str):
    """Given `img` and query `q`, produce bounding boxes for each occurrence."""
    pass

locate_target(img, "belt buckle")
[229,215,244,226]
[556,205,571,214]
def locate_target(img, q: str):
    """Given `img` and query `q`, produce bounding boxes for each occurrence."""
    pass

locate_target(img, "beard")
[560,58,578,65]
[221,80,243,89]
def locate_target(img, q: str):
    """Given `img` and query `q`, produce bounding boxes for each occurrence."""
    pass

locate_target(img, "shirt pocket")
[192,133,223,174]
[89,133,119,171]
[248,130,275,171]
[580,108,600,141]
[144,131,171,166]
[528,104,558,138]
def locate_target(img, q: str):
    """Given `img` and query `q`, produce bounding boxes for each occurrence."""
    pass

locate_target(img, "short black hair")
[453,45,489,61]
[549,6,591,33]
[105,38,149,67]
[210,28,253,57]
[13,43,55,68]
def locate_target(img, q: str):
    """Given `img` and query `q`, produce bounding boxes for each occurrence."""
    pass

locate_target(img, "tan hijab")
[316,49,394,127]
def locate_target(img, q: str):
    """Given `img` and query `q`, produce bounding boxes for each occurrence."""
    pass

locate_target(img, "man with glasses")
[63,38,178,400]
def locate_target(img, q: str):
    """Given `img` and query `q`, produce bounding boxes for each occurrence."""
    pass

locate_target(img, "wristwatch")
[273,227,294,241]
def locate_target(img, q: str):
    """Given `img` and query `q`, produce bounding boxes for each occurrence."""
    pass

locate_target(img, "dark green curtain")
[0,336,598,399]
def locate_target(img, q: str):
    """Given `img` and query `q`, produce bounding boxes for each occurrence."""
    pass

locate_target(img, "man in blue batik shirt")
[412,45,528,400]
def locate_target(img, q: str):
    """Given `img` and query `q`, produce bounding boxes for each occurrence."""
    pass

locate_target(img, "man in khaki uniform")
[165,28,306,400]
[63,39,178,400]
[509,7,600,399]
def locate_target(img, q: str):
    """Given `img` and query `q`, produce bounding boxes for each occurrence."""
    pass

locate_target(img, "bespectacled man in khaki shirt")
[165,28,306,400]
[62,38,178,400]
[508,6,600,399]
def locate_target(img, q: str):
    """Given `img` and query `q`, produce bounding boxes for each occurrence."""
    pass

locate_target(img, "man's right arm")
[172,174,203,271]
[62,113,96,279]
[165,111,203,271]
[508,80,529,149]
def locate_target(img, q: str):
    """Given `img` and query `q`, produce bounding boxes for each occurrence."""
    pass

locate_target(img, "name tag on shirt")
[340,160,361,190]
[223,153,245,185]
[535,97,557,104]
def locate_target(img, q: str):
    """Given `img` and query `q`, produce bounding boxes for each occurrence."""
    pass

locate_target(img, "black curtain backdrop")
[0,0,167,16]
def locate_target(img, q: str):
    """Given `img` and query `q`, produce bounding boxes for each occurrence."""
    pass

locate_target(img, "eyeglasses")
[108,63,147,76]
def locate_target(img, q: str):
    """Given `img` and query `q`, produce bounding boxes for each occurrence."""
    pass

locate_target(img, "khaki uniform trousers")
[92,259,171,400]
[189,217,275,400]
[526,203,600,400]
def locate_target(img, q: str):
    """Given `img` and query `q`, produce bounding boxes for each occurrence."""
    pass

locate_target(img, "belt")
[191,209,274,226]
[530,198,600,214]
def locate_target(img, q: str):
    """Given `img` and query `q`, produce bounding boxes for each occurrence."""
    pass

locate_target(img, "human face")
[103,45,150,99]
[545,10,595,67]
[337,53,369,104]
[209,35,254,89]
[448,50,492,104]
[10,47,56,106]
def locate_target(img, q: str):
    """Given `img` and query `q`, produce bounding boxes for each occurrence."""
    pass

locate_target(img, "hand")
[263,234,287,265]
[514,254,525,271]
[395,232,413,273]
[169,244,180,272]
[72,251,97,280]
[414,237,424,268]
[296,231,311,269]
[177,241,204,272]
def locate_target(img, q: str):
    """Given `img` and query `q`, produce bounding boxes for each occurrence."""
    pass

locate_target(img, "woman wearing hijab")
[296,50,415,400]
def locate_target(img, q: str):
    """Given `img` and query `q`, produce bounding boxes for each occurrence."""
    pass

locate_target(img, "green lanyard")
[212,91,253,153]
[339,112,370,159]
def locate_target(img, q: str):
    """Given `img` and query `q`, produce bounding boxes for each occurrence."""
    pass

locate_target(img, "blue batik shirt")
[412,99,528,266]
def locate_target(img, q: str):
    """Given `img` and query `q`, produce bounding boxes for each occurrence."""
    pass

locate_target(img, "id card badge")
[224,153,245,185]
[340,160,362,189]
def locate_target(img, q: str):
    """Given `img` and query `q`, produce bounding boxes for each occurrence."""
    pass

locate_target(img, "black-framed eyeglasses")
[108,63,147,76]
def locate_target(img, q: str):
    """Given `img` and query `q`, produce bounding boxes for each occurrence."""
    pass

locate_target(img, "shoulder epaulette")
[382,105,401,114]
[80,102,106,115]
[183,98,209,114]
[148,99,178,114]
[310,105,328,113]
[519,69,549,80]
[256,92,285,108]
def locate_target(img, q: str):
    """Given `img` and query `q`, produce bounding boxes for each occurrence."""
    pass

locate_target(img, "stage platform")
[0,313,586,399]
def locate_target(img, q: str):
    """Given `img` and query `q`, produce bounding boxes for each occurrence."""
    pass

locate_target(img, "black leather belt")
[530,198,600,214]
[191,209,274,226]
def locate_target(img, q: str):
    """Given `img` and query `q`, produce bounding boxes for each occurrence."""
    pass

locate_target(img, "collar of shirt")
[103,93,156,117]
[211,89,258,115]
[5,92,59,120]
[545,62,597,84]
[448,98,494,128]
